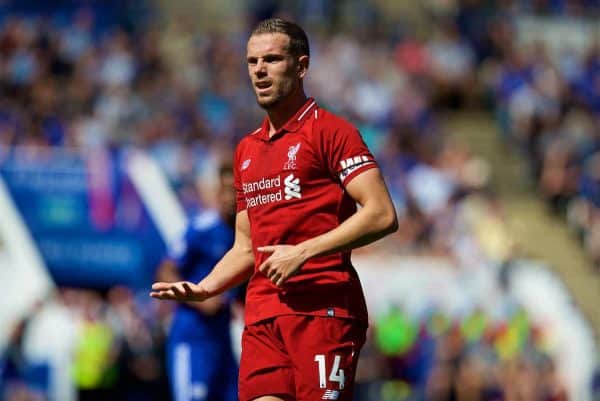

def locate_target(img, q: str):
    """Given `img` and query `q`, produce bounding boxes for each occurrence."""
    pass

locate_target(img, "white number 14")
[314,354,345,389]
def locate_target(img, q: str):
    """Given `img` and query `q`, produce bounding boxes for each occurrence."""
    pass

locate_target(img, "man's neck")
[266,91,308,137]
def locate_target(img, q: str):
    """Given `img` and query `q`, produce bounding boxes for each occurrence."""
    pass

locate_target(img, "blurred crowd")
[357,305,568,401]
[0,0,599,400]
[1,284,573,401]
[1,287,173,401]
[480,23,600,271]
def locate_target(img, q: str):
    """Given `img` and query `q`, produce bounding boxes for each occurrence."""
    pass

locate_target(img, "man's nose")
[254,60,267,76]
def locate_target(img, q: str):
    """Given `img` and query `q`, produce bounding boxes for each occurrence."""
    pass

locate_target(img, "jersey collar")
[256,98,318,141]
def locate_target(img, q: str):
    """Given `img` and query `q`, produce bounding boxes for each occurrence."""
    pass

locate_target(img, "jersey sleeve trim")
[340,160,378,187]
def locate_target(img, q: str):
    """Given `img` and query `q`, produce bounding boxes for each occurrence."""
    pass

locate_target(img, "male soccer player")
[156,165,239,401]
[151,18,398,401]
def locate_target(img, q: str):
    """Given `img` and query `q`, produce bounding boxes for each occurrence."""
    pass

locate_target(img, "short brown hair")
[251,18,310,58]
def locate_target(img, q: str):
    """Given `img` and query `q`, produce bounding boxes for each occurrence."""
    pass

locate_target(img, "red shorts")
[238,315,367,401]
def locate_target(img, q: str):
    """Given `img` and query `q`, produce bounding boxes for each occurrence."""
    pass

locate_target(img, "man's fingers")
[152,282,172,291]
[182,282,196,296]
[271,272,283,285]
[150,281,178,300]
[150,281,209,301]
[258,259,270,274]
[171,282,188,296]
[150,289,175,299]
[151,282,188,298]
[257,245,277,253]
[274,271,288,286]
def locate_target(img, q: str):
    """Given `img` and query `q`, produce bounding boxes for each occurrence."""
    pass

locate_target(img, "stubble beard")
[256,94,281,110]
[255,79,295,110]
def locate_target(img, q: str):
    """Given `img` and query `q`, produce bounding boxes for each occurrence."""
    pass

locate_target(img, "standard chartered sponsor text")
[242,176,280,194]
[243,174,302,208]
[246,190,283,208]
[244,176,282,208]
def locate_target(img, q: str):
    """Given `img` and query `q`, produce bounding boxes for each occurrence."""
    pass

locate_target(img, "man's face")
[246,33,305,109]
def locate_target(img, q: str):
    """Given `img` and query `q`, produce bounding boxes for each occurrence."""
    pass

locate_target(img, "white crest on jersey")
[284,142,301,170]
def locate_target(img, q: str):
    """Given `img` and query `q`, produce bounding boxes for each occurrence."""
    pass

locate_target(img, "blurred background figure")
[155,163,241,401]
[0,1,598,401]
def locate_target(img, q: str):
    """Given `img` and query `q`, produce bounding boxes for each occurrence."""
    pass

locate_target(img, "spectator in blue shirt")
[155,163,240,401]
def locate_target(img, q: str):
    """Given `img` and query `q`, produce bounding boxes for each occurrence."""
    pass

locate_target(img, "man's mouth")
[255,81,272,90]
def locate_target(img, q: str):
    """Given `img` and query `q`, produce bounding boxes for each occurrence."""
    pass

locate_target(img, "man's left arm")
[258,168,398,286]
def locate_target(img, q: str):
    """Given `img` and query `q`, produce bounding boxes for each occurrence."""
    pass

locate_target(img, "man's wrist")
[198,280,216,299]
[297,239,317,263]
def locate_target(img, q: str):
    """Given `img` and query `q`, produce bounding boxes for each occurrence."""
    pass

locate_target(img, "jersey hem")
[244,310,369,327]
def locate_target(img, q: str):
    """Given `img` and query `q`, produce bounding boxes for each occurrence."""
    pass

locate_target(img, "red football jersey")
[234,98,377,325]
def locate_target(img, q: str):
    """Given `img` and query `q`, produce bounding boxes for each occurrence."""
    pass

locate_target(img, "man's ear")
[297,55,309,78]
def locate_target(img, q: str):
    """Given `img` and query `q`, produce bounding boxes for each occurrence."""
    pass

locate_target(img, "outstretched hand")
[150,281,210,302]
[257,244,307,287]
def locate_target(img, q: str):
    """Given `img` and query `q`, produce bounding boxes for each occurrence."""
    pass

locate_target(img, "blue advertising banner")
[0,147,166,289]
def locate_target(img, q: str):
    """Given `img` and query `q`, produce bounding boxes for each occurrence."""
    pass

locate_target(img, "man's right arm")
[155,258,226,315]
[150,210,254,302]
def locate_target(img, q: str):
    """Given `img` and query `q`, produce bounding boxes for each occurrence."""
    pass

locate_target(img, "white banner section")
[0,175,54,352]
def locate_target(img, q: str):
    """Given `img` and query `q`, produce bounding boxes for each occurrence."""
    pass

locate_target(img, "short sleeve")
[233,145,247,212]
[322,121,378,187]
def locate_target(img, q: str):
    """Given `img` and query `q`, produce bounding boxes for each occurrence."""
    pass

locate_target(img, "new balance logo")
[322,390,340,400]
[284,174,301,200]
[241,159,251,170]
